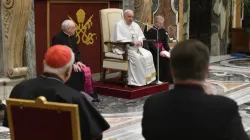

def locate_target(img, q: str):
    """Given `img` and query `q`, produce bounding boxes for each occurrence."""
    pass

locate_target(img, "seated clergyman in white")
[111,9,156,86]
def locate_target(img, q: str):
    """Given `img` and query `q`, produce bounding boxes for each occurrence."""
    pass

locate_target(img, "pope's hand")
[135,41,142,47]
[73,64,82,72]
[76,62,86,68]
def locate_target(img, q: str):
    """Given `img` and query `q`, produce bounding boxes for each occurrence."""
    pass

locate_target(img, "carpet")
[94,80,169,99]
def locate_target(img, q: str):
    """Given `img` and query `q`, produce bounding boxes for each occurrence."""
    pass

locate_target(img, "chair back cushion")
[100,8,123,53]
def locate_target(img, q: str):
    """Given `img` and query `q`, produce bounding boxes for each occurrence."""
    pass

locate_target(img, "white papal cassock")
[111,20,156,86]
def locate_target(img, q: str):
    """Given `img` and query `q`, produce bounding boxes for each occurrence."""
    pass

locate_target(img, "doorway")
[189,0,212,50]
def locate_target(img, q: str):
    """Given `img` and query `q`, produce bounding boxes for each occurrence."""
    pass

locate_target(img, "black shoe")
[90,93,100,102]
[92,98,101,102]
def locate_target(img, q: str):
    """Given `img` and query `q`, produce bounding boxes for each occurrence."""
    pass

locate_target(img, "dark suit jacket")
[52,31,81,62]
[142,84,249,140]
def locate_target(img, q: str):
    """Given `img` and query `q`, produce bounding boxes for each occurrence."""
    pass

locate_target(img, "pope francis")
[111,9,156,86]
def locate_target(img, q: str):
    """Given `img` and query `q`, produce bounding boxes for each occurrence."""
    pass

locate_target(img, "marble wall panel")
[0,0,3,76]
[155,0,178,40]
[211,0,231,55]
[25,0,36,78]
[134,0,151,29]
[123,0,134,11]
[182,0,190,40]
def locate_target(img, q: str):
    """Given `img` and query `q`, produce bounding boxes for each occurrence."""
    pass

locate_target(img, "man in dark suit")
[52,19,99,102]
[142,40,249,140]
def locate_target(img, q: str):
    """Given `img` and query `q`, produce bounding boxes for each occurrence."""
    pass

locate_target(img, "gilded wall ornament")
[68,9,97,45]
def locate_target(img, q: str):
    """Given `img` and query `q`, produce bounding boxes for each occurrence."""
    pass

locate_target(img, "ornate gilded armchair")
[6,96,81,140]
[99,8,134,86]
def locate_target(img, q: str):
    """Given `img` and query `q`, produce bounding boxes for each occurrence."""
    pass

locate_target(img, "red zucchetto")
[44,45,73,68]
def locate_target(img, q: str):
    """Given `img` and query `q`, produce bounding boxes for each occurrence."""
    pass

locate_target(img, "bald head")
[61,20,76,35]
[124,9,134,25]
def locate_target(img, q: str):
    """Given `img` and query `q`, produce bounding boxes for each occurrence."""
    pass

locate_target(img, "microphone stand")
[135,20,162,85]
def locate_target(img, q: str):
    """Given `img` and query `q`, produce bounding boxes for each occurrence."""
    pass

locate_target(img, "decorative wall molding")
[171,0,178,14]
[152,0,160,21]
[154,0,164,17]
[134,0,151,29]
[123,0,134,11]
[171,0,179,40]
[211,0,231,55]
[1,0,32,77]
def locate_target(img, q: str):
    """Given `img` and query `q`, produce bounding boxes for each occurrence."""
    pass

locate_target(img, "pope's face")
[124,12,134,25]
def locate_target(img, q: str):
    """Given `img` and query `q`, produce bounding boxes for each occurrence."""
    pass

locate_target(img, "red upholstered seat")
[6,96,81,140]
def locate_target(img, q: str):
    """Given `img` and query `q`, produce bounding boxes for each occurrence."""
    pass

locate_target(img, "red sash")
[154,43,166,51]
[81,67,94,94]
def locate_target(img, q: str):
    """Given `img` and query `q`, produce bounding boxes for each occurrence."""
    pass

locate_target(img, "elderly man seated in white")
[111,9,156,86]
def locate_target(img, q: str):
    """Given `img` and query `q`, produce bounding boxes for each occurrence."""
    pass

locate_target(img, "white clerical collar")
[63,31,71,37]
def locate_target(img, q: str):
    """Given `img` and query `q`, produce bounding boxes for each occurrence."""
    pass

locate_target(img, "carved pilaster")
[0,0,3,76]
[1,0,32,77]
[154,0,164,17]
[134,0,151,29]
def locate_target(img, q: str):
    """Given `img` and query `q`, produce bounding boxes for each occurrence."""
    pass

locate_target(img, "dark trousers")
[65,71,85,92]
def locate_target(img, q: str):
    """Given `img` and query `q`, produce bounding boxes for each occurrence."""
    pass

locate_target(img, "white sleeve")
[136,23,145,45]
[111,22,128,42]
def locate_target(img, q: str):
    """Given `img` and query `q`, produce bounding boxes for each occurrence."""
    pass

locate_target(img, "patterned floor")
[1,55,250,139]
[95,55,250,140]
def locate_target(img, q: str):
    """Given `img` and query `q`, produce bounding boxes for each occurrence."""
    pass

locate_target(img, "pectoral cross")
[131,35,135,41]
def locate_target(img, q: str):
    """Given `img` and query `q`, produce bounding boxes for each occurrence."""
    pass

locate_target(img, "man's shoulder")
[159,28,167,32]
[207,95,238,109]
[10,78,40,96]
[53,31,64,39]
[20,78,82,98]
[145,90,169,104]
[147,28,155,33]
[145,90,237,109]
[16,78,39,87]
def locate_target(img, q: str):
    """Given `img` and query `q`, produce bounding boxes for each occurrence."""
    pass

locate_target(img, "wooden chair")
[6,96,81,140]
[100,8,134,86]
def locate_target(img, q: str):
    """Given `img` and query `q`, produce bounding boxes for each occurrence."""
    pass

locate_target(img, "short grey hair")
[155,15,164,22]
[61,20,75,31]
[124,9,134,16]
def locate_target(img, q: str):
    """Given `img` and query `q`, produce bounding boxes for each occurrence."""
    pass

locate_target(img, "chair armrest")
[104,41,134,46]
[104,41,133,61]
